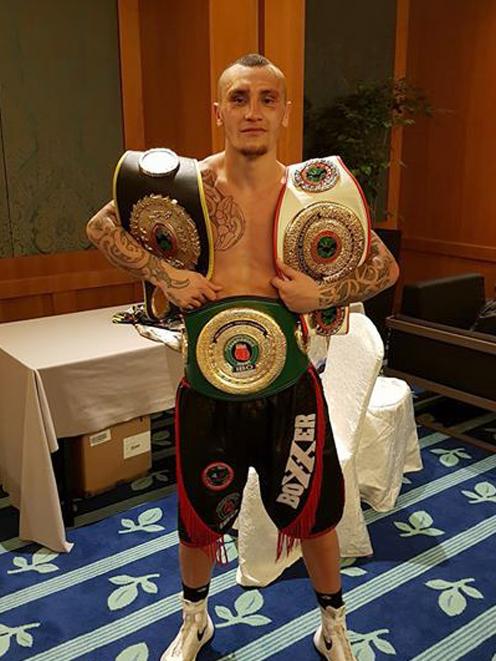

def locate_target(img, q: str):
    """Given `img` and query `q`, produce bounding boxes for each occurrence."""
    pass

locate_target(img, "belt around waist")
[183,296,309,401]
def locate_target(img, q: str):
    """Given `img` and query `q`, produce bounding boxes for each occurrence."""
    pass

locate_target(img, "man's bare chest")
[212,208,275,278]
[201,169,280,256]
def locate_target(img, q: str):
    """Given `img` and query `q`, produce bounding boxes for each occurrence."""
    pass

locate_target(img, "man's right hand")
[160,267,223,310]
[86,200,222,311]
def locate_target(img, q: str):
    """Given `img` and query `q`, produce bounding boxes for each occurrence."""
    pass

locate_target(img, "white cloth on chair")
[356,376,422,511]
[236,313,383,587]
[323,314,383,557]
[236,468,301,587]
[349,301,365,315]
[307,302,365,370]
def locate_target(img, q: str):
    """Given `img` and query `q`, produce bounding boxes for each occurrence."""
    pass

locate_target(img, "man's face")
[214,65,290,158]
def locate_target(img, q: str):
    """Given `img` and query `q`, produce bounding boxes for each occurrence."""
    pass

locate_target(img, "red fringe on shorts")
[174,380,228,564]
[276,366,326,560]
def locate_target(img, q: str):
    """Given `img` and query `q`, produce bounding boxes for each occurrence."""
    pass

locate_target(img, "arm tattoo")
[318,232,398,309]
[88,211,189,295]
[202,169,246,250]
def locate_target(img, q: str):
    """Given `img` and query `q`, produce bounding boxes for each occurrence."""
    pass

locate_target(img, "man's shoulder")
[198,152,223,173]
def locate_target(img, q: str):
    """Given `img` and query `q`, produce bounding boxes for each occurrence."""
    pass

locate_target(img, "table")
[0,306,184,552]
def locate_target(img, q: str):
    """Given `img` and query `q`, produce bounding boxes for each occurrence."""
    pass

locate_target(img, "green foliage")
[305,79,432,219]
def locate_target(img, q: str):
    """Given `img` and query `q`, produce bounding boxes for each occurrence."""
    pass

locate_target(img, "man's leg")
[179,543,215,589]
[162,383,248,660]
[161,382,219,661]
[302,530,359,661]
[161,539,218,660]
[302,530,355,660]
[301,528,341,594]
[161,542,216,661]
[260,368,353,659]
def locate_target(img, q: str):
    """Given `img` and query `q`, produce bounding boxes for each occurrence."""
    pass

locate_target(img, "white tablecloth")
[0,306,184,552]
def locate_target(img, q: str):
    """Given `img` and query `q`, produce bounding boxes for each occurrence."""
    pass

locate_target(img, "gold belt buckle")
[196,308,287,395]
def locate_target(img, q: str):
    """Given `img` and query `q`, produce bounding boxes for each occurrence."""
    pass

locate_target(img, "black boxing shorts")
[174,365,345,561]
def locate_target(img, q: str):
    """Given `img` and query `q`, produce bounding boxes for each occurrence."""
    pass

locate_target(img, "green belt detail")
[184,296,309,401]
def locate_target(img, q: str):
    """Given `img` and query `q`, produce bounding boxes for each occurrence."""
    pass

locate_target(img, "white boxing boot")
[160,597,214,661]
[313,604,356,660]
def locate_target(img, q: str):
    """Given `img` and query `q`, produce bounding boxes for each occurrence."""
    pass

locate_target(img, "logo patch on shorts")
[202,462,234,491]
[276,414,316,510]
[216,493,241,528]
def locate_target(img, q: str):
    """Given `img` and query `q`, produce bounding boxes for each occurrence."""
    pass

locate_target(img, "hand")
[86,200,118,242]
[87,201,222,310]
[161,267,223,310]
[271,259,321,313]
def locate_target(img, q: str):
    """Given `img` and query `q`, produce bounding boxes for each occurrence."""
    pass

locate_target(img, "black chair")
[385,273,496,411]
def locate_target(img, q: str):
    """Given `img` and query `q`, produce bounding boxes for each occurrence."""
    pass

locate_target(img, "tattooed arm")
[272,231,399,314]
[317,231,399,309]
[86,201,222,308]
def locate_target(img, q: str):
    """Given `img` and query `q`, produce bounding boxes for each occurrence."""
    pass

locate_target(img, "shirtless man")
[87,54,399,661]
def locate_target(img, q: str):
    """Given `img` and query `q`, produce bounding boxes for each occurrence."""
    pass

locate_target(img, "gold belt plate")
[130,194,201,269]
[195,308,287,395]
[283,201,366,282]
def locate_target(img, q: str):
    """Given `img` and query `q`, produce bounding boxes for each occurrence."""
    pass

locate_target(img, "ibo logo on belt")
[196,308,287,395]
[224,335,259,373]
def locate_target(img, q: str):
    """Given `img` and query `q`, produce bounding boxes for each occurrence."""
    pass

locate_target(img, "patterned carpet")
[0,395,495,660]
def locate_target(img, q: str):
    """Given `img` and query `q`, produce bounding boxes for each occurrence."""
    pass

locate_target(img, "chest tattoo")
[201,169,246,251]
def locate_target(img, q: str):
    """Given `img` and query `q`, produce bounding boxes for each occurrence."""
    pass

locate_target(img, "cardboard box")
[73,415,151,496]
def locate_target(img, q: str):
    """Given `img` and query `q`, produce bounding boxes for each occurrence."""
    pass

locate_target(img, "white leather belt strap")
[274,155,371,336]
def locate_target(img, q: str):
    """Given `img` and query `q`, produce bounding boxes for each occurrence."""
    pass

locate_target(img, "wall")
[0,0,306,322]
[0,0,132,322]
[0,0,123,258]
[399,0,496,297]
[121,0,304,163]
[0,250,142,322]
[0,119,9,257]
[304,0,397,112]
[139,0,212,159]
[303,0,397,218]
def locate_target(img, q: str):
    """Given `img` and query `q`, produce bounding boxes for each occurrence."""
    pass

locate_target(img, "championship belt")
[184,297,309,401]
[275,156,371,335]
[113,148,214,321]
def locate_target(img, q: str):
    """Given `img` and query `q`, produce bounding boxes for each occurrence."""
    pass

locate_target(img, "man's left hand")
[271,260,322,313]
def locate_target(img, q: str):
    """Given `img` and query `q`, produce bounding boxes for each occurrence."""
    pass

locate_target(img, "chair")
[236,312,383,587]
[307,301,365,370]
[355,375,422,511]
[386,273,496,411]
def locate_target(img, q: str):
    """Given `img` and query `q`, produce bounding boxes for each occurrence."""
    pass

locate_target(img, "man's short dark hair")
[217,53,286,100]
[231,53,272,68]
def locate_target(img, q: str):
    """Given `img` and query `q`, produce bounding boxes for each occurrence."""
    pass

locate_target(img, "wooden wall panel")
[385,0,409,230]
[0,250,141,323]
[0,250,114,281]
[0,294,54,323]
[399,248,496,300]
[59,283,142,315]
[209,0,259,153]
[118,0,145,150]
[139,0,212,158]
[398,0,496,295]
[263,0,305,164]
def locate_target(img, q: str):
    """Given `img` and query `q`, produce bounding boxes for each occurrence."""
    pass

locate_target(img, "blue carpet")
[1,424,495,660]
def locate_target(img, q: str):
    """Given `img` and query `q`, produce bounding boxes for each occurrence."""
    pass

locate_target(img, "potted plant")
[304,78,432,223]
